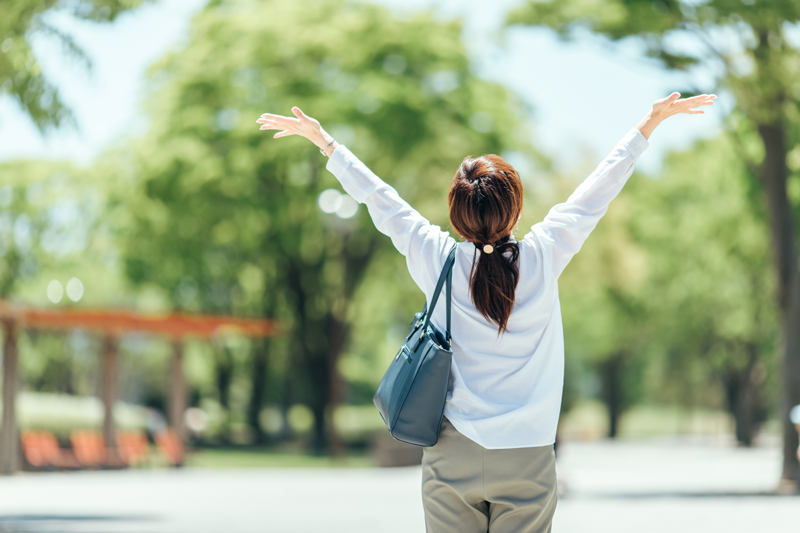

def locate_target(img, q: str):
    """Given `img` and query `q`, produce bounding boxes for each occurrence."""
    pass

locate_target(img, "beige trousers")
[421,417,557,533]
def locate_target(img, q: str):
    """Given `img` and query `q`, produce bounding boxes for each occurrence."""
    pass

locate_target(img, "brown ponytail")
[448,154,523,335]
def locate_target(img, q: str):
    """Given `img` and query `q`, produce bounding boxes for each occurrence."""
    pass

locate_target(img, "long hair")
[448,154,523,335]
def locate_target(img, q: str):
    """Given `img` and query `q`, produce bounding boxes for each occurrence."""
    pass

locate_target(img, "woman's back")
[324,126,649,448]
[427,238,563,448]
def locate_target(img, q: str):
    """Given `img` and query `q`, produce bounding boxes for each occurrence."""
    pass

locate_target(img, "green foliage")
[630,135,776,435]
[509,0,800,126]
[557,132,776,438]
[511,0,799,452]
[0,159,142,402]
[0,0,148,130]
[0,160,113,300]
[633,136,775,370]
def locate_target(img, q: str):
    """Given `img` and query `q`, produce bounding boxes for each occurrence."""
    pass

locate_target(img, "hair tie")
[475,235,516,255]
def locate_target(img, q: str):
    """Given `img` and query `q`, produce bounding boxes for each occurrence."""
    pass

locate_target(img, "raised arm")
[257,107,454,294]
[525,92,716,278]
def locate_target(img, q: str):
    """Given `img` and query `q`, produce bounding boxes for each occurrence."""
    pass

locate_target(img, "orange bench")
[155,429,185,466]
[117,431,150,465]
[70,430,127,468]
[23,429,154,470]
[21,431,81,470]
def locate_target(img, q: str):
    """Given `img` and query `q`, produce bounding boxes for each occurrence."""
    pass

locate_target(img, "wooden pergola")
[0,303,278,474]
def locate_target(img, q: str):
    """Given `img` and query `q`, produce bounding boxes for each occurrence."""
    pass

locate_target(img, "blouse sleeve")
[524,128,649,278]
[326,145,455,294]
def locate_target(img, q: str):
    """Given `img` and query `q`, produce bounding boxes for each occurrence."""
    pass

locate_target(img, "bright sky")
[0,0,727,174]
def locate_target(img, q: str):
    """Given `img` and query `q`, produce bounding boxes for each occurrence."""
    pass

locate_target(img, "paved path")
[0,438,795,532]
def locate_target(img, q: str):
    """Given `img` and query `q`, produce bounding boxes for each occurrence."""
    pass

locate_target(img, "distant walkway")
[0,438,795,533]
[555,437,795,533]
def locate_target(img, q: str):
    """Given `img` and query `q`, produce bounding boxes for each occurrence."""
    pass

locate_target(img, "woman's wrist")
[312,127,333,150]
[313,127,339,157]
[635,109,662,140]
[323,141,339,157]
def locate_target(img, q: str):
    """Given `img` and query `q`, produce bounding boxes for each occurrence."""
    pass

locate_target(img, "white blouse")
[326,128,649,449]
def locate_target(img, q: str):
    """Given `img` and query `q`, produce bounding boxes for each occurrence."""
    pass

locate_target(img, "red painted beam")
[0,303,278,339]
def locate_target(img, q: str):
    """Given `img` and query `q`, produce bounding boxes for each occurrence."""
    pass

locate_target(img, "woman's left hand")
[256,107,339,156]
[636,92,717,140]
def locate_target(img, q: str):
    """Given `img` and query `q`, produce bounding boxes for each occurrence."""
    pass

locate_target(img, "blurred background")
[0,0,799,531]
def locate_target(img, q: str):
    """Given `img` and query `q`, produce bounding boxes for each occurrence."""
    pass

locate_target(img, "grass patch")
[185,448,376,469]
[559,399,742,440]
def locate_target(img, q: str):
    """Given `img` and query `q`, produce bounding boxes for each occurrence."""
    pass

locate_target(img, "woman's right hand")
[256,107,339,156]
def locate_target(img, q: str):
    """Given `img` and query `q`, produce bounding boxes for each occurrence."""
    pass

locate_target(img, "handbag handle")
[420,242,458,343]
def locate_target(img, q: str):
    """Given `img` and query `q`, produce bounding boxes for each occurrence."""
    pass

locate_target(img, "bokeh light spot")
[336,195,359,219]
[470,112,494,133]
[356,94,381,114]
[47,280,63,303]
[184,407,208,433]
[66,277,84,302]
[383,54,407,75]
[424,70,459,94]
[318,189,343,213]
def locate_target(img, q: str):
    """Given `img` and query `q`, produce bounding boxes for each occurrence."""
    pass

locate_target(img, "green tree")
[631,135,776,445]
[0,160,110,300]
[0,159,128,403]
[558,133,776,443]
[114,0,532,452]
[557,169,651,438]
[0,0,147,129]
[510,0,800,487]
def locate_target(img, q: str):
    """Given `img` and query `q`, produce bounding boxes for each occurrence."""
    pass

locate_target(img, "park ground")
[0,435,796,533]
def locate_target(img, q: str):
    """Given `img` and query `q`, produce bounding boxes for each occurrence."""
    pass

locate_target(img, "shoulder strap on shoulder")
[421,242,458,342]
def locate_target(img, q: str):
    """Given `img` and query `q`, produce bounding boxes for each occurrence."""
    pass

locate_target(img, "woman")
[257,91,716,532]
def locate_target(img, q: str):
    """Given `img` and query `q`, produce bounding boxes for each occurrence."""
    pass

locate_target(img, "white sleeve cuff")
[325,144,350,177]
[620,128,650,157]
[325,145,382,204]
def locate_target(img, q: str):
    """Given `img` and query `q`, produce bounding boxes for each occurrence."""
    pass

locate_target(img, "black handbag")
[373,243,457,447]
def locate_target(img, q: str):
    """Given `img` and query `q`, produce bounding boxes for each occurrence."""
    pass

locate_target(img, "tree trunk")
[327,313,349,457]
[306,329,331,454]
[0,320,19,475]
[722,348,763,447]
[101,335,118,451]
[756,121,800,486]
[724,372,747,446]
[169,340,187,444]
[215,346,233,442]
[778,277,800,486]
[282,230,378,455]
[247,342,268,444]
[284,263,330,454]
[600,355,624,439]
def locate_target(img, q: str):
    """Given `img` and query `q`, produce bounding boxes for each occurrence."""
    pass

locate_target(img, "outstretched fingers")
[260,113,292,121]
[677,94,716,115]
[258,115,299,132]
[680,94,716,105]
[258,115,294,125]
[258,122,285,131]
[257,107,324,145]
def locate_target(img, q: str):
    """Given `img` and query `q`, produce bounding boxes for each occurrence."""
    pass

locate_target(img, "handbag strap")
[445,245,453,343]
[421,242,458,343]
